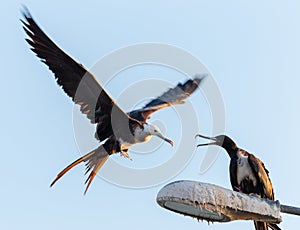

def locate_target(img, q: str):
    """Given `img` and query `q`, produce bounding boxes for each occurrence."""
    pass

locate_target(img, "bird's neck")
[223,145,239,159]
[134,125,151,142]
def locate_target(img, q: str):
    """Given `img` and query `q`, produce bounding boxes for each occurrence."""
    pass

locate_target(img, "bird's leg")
[120,150,132,161]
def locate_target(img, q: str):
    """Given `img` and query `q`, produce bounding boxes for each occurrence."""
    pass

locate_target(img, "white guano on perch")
[157,180,282,223]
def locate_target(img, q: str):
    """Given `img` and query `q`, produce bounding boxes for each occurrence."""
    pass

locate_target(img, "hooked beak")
[195,134,218,147]
[156,133,174,147]
[164,137,174,147]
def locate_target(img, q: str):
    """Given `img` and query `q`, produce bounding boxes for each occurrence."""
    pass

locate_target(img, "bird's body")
[235,150,257,188]
[196,134,280,230]
[21,8,204,194]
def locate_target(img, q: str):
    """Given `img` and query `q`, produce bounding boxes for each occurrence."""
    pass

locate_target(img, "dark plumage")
[196,134,280,230]
[21,7,204,194]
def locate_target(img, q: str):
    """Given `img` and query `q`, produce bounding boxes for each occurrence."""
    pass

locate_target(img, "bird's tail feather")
[50,146,109,194]
[254,221,281,230]
[268,223,281,230]
[254,221,268,230]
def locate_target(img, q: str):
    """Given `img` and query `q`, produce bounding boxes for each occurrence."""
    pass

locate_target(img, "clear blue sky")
[1,0,300,229]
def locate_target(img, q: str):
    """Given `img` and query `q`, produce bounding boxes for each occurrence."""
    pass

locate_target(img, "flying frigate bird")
[196,134,280,230]
[21,8,204,194]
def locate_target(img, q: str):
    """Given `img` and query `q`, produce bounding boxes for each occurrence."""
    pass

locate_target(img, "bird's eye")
[154,130,157,132]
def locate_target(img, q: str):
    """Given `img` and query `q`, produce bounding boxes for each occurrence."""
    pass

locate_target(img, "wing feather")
[21,8,137,142]
[21,8,129,129]
[248,154,274,199]
[129,76,204,121]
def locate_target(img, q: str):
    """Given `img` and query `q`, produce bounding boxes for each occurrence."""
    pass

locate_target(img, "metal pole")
[280,204,300,216]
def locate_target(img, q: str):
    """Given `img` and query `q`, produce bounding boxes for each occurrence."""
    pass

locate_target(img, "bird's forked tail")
[254,221,281,230]
[50,146,109,194]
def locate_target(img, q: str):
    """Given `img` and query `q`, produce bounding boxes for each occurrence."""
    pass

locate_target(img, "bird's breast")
[236,152,257,186]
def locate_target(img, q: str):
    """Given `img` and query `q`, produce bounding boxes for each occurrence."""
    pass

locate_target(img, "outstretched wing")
[128,76,204,122]
[248,154,275,200]
[21,8,132,141]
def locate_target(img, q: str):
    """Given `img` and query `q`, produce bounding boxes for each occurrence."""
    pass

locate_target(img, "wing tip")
[20,5,35,38]
[193,73,208,85]
[180,74,206,94]
[20,4,32,21]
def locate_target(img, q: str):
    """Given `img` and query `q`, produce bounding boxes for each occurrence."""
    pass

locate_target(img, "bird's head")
[195,134,237,151]
[145,124,174,147]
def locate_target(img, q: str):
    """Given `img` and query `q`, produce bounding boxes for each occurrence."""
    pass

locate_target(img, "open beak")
[156,133,174,147]
[195,134,218,147]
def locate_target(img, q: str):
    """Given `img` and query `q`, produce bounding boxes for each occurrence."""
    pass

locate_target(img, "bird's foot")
[120,151,132,161]
[234,186,243,193]
[249,193,261,198]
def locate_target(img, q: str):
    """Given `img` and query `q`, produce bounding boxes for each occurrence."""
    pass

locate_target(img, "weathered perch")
[157,180,298,223]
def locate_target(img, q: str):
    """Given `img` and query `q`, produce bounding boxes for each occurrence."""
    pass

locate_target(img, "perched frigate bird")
[196,134,280,230]
[21,8,204,194]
